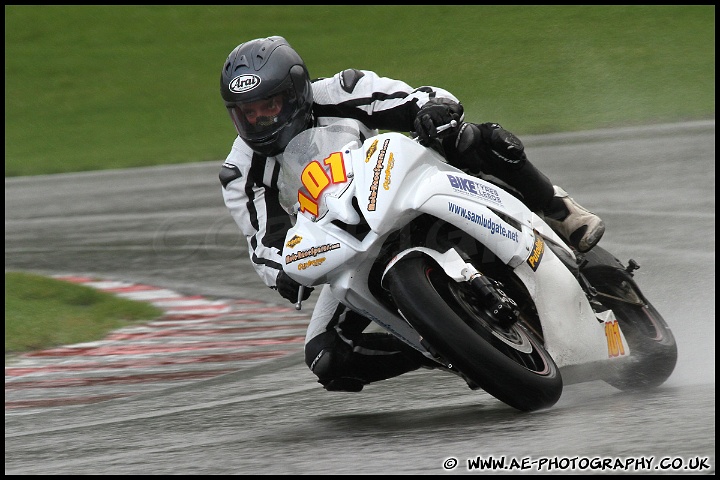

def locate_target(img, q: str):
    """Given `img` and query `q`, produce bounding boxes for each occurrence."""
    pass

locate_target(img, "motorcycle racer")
[219,36,605,392]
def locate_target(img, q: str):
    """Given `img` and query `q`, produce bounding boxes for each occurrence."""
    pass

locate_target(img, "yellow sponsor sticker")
[527,233,545,271]
[285,235,302,249]
[364,139,379,163]
[605,320,626,357]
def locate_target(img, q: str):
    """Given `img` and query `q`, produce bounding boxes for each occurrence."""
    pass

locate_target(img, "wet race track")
[5,121,715,475]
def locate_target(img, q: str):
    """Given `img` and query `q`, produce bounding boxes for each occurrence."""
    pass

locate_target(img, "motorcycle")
[278,119,677,412]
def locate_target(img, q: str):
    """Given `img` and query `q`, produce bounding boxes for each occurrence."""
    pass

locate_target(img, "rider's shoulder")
[225,137,255,166]
[219,139,255,188]
[338,68,367,93]
[313,69,380,98]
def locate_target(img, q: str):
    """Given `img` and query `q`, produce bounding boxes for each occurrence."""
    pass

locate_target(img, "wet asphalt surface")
[5,121,715,474]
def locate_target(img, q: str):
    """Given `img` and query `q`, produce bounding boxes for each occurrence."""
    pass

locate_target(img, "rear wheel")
[580,249,677,390]
[385,255,562,412]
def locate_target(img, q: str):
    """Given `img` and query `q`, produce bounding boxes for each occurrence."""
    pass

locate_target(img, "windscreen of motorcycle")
[279,119,361,219]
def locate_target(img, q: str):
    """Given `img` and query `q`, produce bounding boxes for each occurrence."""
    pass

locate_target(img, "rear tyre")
[580,247,677,390]
[385,255,563,412]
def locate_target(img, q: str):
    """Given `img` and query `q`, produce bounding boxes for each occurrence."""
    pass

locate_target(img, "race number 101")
[298,152,347,216]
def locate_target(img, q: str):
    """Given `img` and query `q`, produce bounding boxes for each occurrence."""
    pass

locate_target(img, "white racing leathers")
[220,69,458,347]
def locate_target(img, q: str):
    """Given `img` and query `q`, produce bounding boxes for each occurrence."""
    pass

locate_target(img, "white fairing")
[279,122,630,370]
[513,249,611,366]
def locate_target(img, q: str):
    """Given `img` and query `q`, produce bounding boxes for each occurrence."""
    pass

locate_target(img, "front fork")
[469,274,520,327]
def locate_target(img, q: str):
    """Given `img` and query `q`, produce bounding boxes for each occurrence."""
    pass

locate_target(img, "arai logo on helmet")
[229,74,261,94]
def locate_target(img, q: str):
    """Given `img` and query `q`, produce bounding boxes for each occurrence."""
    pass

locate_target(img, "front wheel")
[385,255,563,412]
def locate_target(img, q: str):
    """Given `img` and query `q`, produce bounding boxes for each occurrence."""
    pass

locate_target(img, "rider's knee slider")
[305,331,364,391]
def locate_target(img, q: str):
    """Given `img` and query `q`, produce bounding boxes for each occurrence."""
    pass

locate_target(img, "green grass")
[5,272,163,362]
[5,5,715,177]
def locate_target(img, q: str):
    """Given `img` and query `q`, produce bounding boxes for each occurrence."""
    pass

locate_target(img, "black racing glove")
[275,270,314,303]
[413,98,464,146]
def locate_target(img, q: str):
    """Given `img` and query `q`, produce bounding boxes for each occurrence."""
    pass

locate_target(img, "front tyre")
[385,255,562,412]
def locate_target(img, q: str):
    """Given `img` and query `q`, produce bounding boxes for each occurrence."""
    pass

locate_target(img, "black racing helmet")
[220,36,313,157]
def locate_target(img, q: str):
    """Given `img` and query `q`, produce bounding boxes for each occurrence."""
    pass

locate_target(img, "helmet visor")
[228,89,297,142]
